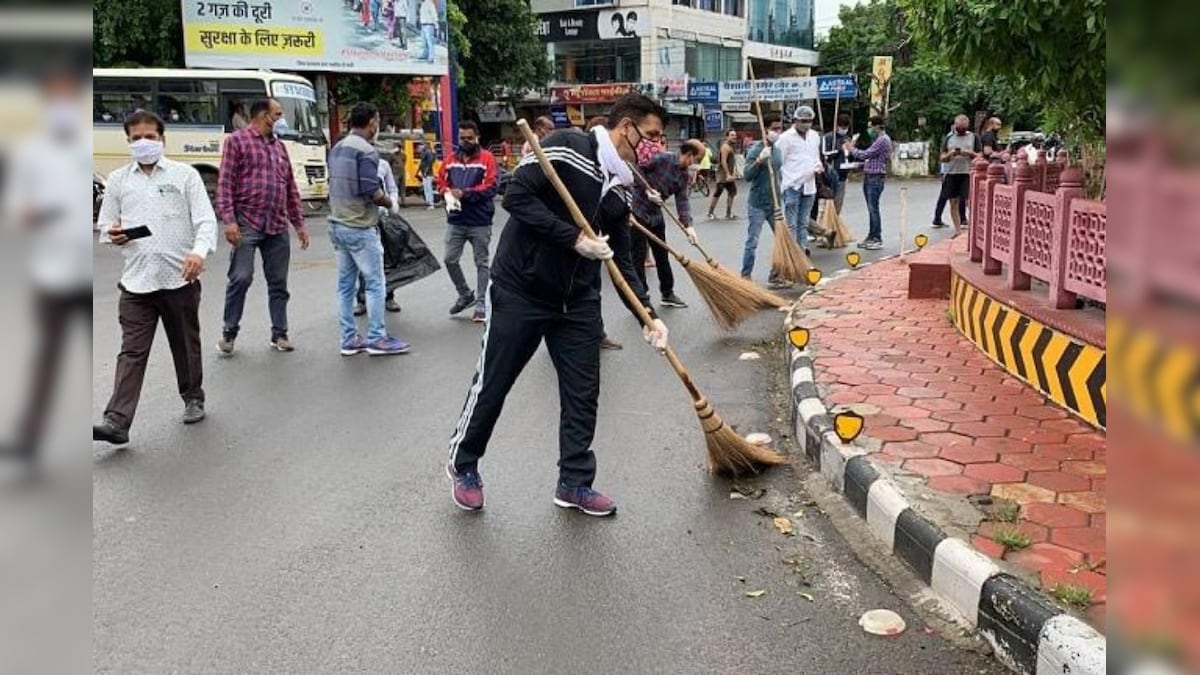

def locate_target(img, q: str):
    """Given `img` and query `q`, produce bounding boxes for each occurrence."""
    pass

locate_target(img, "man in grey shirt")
[935,114,981,235]
[327,102,410,356]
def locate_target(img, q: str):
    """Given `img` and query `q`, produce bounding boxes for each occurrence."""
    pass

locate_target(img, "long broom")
[628,214,764,331]
[747,61,812,284]
[819,87,854,248]
[517,120,785,475]
[623,161,789,313]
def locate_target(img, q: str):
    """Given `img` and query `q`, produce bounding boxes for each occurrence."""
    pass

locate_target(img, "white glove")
[643,318,669,351]
[684,226,699,246]
[646,188,664,206]
[573,233,613,260]
[389,203,401,216]
[444,191,462,213]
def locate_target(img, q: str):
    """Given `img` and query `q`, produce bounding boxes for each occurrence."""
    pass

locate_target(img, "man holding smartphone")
[937,114,980,235]
[93,110,218,445]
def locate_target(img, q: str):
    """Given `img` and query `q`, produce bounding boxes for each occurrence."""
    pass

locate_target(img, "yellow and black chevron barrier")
[950,274,1106,429]
[1109,316,1200,444]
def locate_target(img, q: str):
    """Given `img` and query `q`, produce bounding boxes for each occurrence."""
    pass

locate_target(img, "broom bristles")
[770,217,812,283]
[695,397,787,475]
[684,258,790,329]
[683,259,762,331]
[819,204,853,248]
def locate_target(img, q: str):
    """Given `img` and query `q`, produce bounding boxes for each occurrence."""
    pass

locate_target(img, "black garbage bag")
[379,212,441,292]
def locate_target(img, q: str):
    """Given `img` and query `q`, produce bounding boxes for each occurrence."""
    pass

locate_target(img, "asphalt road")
[92,178,1002,673]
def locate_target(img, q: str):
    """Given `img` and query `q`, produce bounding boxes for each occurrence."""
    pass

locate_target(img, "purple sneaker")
[553,485,617,517]
[366,335,411,355]
[340,335,368,356]
[446,462,484,511]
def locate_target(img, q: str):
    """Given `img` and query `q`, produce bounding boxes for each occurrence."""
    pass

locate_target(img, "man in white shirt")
[93,110,218,445]
[1,66,93,462]
[775,105,823,253]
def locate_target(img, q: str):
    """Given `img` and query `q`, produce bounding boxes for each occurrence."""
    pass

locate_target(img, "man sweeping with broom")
[446,94,670,516]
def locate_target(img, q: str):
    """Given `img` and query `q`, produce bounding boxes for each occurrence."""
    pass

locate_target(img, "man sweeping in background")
[446,94,669,517]
[629,139,704,309]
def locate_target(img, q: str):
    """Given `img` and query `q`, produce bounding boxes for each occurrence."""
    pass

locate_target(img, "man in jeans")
[418,141,437,209]
[776,105,822,256]
[845,116,893,250]
[739,116,784,283]
[216,98,309,354]
[438,120,498,323]
[326,102,410,356]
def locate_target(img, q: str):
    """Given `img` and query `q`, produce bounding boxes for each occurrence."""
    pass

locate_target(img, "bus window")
[94,78,152,123]
[156,78,219,126]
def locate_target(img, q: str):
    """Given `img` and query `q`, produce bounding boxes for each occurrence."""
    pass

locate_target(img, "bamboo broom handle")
[628,214,684,261]
[623,162,721,264]
[516,120,702,401]
[747,61,785,222]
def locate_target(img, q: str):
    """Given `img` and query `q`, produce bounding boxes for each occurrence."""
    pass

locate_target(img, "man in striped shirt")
[845,116,893,250]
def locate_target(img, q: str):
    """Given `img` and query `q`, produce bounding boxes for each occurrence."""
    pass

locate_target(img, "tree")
[898,0,1105,144]
[450,0,552,113]
[817,0,1046,155]
[94,0,184,67]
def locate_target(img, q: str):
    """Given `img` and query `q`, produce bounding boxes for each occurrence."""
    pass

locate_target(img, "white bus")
[93,68,328,202]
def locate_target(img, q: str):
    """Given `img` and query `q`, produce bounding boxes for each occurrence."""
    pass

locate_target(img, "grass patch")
[993,502,1021,523]
[1051,583,1094,609]
[993,525,1032,551]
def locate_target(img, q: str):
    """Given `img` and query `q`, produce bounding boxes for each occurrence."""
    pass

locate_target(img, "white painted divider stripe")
[931,538,1000,626]
[865,480,908,551]
[1035,615,1107,675]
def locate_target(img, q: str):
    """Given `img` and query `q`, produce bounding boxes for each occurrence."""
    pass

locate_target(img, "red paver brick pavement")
[803,255,1106,622]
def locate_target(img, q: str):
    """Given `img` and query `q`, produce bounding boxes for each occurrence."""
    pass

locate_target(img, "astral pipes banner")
[719,78,818,103]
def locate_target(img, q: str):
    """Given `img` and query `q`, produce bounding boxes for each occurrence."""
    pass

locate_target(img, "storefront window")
[685,43,742,82]
[551,39,641,84]
[746,0,815,49]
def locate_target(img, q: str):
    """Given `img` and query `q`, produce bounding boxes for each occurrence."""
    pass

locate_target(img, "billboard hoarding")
[182,0,449,76]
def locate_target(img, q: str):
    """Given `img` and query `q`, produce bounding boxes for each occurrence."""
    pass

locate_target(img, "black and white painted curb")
[784,267,1106,675]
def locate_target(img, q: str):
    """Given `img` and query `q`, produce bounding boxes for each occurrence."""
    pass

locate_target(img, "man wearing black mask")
[437,121,499,323]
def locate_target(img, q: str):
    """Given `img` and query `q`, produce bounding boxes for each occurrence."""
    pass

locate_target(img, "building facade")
[518,0,819,146]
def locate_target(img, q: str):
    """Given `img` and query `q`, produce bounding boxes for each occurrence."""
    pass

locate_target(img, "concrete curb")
[784,260,1106,675]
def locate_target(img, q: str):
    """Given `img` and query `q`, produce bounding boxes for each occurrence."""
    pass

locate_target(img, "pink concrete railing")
[969,156,1105,309]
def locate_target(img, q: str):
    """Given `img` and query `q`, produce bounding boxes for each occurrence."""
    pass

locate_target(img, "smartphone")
[120,225,153,240]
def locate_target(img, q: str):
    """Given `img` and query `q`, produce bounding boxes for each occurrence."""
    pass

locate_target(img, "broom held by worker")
[445,93,669,517]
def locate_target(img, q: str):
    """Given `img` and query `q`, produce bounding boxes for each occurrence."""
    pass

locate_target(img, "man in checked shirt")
[628,139,704,309]
[215,98,310,354]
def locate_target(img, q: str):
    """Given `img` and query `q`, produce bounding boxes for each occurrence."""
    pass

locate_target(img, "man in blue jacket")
[438,121,498,323]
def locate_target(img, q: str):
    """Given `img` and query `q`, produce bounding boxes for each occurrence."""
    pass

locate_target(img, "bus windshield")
[271,79,323,143]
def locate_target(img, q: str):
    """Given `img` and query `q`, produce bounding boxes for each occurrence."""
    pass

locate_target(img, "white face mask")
[272,117,289,136]
[47,100,78,135]
[837,127,849,135]
[130,138,164,165]
[767,130,780,143]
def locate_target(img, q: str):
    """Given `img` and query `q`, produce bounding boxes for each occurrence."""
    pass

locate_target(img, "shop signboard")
[535,8,652,42]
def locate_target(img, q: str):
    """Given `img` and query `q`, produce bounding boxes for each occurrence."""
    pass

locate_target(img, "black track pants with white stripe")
[448,283,603,488]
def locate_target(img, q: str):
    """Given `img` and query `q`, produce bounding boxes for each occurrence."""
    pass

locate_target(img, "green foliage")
[1050,583,1094,609]
[335,75,417,123]
[94,0,185,68]
[898,0,1105,145]
[992,525,1032,551]
[816,0,1044,143]
[451,0,552,113]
